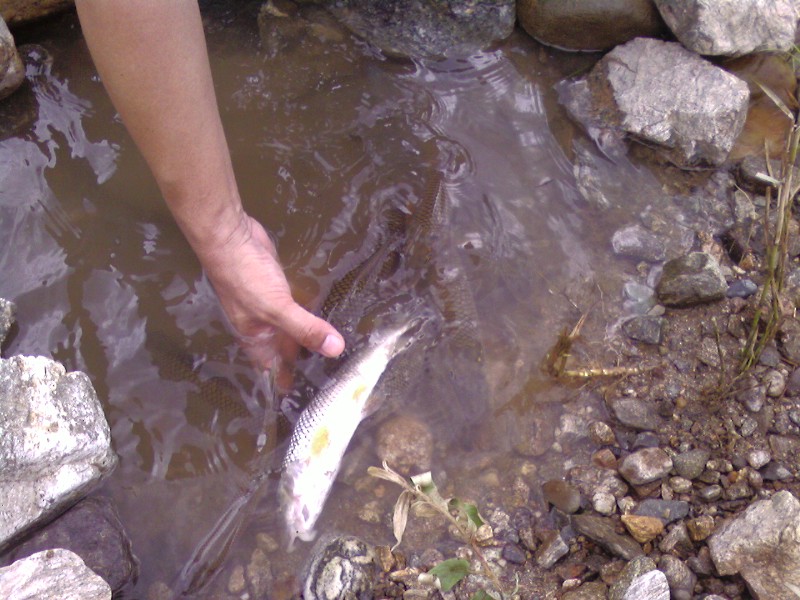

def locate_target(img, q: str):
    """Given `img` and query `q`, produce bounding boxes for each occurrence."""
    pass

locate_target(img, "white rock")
[0,356,117,549]
[0,548,111,600]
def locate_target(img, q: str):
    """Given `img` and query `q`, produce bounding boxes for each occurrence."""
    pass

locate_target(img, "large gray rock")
[609,556,669,600]
[559,38,749,168]
[654,0,798,56]
[517,0,666,52]
[0,548,111,600]
[326,0,515,58]
[707,490,800,598]
[0,356,117,551]
[656,252,727,307]
[0,15,23,99]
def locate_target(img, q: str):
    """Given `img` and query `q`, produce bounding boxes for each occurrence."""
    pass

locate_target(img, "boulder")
[558,38,749,168]
[0,548,111,600]
[0,15,23,99]
[0,356,117,551]
[517,0,666,52]
[707,490,800,598]
[654,0,798,57]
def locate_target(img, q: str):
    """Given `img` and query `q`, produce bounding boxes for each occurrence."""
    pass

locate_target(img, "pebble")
[610,398,663,431]
[672,448,710,480]
[618,448,673,485]
[227,565,246,595]
[634,499,689,524]
[609,556,669,600]
[686,515,715,541]
[746,448,771,469]
[571,515,644,561]
[659,523,693,555]
[760,461,792,481]
[668,476,692,494]
[736,379,766,412]
[739,416,758,437]
[542,480,582,514]
[593,492,617,516]
[622,316,665,345]
[786,368,800,395]
[699,485,722,502]
[588,421,617,446]
[535,530,569,569]
[620,514,664,543]
[726,278,757,298]
[763,369,786,397]
[501,543,527,565]
[658,555,696,600]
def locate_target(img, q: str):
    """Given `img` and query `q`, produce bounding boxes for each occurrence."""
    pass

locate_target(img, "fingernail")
[321,334,345,357]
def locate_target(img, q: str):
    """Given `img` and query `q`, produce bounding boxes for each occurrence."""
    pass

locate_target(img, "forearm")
[75,0,245,255]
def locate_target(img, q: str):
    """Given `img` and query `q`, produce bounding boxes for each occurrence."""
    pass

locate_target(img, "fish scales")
[280,321,415,546]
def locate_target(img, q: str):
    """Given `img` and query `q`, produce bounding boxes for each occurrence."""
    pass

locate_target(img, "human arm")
[74,0,345,362]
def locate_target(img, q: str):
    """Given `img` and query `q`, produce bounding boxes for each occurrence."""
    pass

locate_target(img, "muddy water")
[0,4,666,598]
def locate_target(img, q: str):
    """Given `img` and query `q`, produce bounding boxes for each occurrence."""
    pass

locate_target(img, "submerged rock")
[0,1,74,26]
[0,356,117,550]
[516,0,665,52]
[325,0,515,58]
[0,15,23,99]
[375,414,433,475]
[707,490,800,598]
[654,0,798,57]
[1,497,137,593]
[559,38,749,168]
[655,252,727,307]
[304,535,375,600]
[609,556,669,600]
[0,548,111,600]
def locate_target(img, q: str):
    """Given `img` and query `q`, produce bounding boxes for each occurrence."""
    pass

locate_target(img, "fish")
[279,318,421,548]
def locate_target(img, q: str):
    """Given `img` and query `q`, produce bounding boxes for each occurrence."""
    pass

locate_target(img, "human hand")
[198,214,345,372]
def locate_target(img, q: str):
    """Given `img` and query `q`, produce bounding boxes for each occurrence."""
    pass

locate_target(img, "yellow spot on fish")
[352,383,368,403]
[311,427,330,457]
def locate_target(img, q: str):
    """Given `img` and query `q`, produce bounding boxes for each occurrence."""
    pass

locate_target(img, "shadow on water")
[0,3,670,598]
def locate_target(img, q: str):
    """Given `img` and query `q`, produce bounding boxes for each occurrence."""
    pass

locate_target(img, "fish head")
[279,459,330,550]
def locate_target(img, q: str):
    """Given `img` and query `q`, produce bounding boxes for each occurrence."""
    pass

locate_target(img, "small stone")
[612,224,667,262]
[227,565,246,595]
[304,536,375,600]
[588,421,617,446]
[618,448,673,486]
[535,530,569,568]
[659,523,693,555]
[562,581,609,600]
[763,369,786,398]
[592,448,618,469]
[656,252,727,307]
[609,556,669,600]
[593,492,617,516]
[739,416,758,437]
[746,448,771,469]
[658,555,696,600]
[698,485,722,502]
[737,379,766,412]
[621,514,664,543]
[571,515,644,560]
[542,480,582,514]
[501,543,527,565]
[760,461,792,481]
[686,515,715,541]
[633,499,689,524]
[610,398,663,431]
[256,533,279,553]
[668,476,692,494]
[726,279,758,298]
[358,500,382,524]
[246,548,271,599]
[622,316,665,345]
[672,449,710,480]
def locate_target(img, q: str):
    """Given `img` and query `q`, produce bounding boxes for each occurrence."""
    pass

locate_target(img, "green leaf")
[429,558,470,592]
[449,498,484,528]
[470,592,495,600]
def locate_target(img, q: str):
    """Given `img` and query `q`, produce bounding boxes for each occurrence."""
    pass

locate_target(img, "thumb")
[277,302,345,358]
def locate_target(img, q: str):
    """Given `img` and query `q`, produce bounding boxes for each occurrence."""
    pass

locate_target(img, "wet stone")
[0,298,15,347]
[746,449,771,469]
[593,492,617,516]
[658,555,696,600]
[542,480,581,514]
[501,543,527,565]
[760,461,792,481]
[610,398,663,431]
[618,448,673,486]
[736,378,766,412]
[739,416,758,437]
[562,581,609,600]
[0,549,111,600]
[375,415,433,475]
[612,224,667,262]
[620,514,664,543]
[768,434,800,463]
[634,499,689,524]
[658,523,693,556]
[668,476,692,494]
[622,316,665,345]
[656,252,727,307]
[699,485,722,502]
[726,279,758,298]
[786,368,800,396]
[686,515,715,542]
[303,536,375,600]
[632,431,660,449]
[535,530,569,569]
[763,369,786,398]
[588,421,617,446]
[571,515,644,560]
[609,556,668,600]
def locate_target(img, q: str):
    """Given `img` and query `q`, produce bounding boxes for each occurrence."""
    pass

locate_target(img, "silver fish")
[279,320,418,548]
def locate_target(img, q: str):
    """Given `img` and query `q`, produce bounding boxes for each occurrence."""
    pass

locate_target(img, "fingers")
[276,302,345,358]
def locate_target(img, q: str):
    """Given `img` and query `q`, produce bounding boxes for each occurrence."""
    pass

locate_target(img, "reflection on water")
[0,4,665,597]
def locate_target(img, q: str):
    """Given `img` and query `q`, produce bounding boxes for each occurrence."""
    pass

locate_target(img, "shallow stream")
[0,4,683,597]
